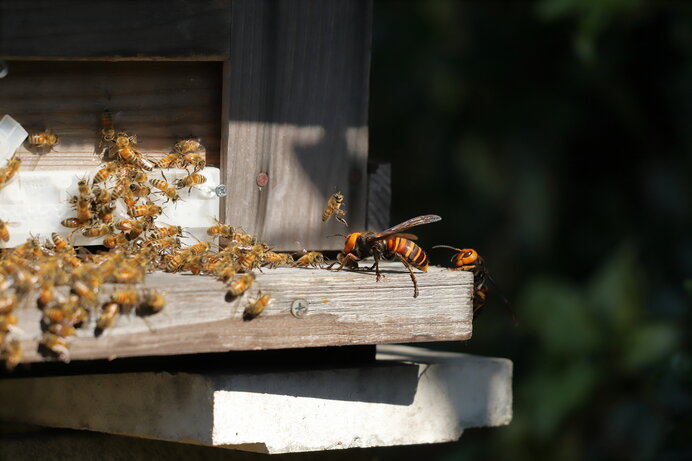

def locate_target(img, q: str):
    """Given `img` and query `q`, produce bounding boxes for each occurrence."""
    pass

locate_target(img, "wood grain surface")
[0,61,221,169]
[222,0,372,250]
[11,262,473,364]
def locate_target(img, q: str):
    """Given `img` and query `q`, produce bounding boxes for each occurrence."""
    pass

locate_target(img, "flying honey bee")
[100,109,115,145]
[243,291,271,321]
[322,191,347,226]
[28,131,59,150]
[226,272,255,298]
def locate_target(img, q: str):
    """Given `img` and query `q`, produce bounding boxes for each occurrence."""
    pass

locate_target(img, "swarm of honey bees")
[0,112,513,371]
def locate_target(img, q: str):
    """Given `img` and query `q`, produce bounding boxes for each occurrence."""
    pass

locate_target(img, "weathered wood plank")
[0,61,222,169]
[222,0,372,251]
[11,263,473,364]
[367,161,391,231]
[0,0,232,58]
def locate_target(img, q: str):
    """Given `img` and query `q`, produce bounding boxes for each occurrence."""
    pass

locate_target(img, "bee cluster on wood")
[0,113,324,370]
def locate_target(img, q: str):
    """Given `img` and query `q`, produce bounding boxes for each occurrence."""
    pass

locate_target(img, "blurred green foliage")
[370,0,692,459]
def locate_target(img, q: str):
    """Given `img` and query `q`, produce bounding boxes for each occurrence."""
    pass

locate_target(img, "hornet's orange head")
[452,248,478,267]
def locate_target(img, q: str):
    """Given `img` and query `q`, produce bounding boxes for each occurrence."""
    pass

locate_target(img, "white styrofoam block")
[0,167,221,247]
[0,114,28,163]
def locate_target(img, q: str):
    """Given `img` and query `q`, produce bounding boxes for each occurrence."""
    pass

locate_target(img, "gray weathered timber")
[0,61,221,169]
[222,0,371,250]
[0,345,511,454]
[0,1,232,58]
[11,263,473,364]
[367,161,391,231]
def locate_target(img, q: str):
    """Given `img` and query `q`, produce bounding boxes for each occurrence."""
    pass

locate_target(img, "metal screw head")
[290,299,309,318]
[256,172,269,188]
[0,61,8,79]
[215,184,228,197]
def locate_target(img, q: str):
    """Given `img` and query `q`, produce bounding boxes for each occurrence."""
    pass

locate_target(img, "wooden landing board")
[11,263,473,364]
[0,61,221,169]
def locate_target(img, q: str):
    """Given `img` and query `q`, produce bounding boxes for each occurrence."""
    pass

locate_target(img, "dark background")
[370,1,692,460]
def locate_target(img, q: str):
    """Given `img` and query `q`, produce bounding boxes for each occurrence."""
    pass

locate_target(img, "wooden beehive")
[0,2,513,455]
[0,0,474,364]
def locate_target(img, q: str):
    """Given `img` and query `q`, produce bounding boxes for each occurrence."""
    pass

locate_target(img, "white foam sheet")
[0,167,221,247]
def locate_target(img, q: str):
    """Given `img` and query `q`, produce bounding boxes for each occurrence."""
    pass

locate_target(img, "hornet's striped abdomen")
[385,237,429,271]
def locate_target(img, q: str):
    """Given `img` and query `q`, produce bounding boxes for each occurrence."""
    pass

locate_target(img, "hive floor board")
[10,262,473,364]
[0,345,512,454]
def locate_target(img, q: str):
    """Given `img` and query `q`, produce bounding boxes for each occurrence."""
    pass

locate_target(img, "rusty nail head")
[291,299,309,318]
[256,172,269,187]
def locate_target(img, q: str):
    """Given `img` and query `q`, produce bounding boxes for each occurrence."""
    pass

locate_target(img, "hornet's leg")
[395,254,419,298]
[328,252,359,272]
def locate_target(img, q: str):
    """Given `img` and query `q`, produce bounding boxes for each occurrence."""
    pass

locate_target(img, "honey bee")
[75,197,94,223]
[28,131,59,149]
[91,185,111,204]
[174,138,204,154]
[100,109,115,144]
[0,294,17,314]
[111,289,139,307]
[331,215,441,298]
[163,250,189,272]
[82,223,113,238]
[243,291,271,321]
[103,233,128,248]
[226,272,256,299]
[262,251,294,268]
[129,183,152,198]
[61,217,85,229]
[128,202,162,218]
[181,152,206,173]
[145,236,180,251]
[322,191,347,226]
[77,178,91,198]
[149,178,181,203]
[155,152,182,169]
[206,219,234,239]
[51,232,70,250]
[131,155,155,171]
[149,225,182,240]
[0,220,18,242]
[0,155,21,190]
[137,290,165,316]
[39,332,70,362]
[187,241,211,256]
[2,340,21,370]
[129,169,148,184]
[93,161,117,184]
[71,279,99,306]
[95,302,119,336]
[175,173,206,191]
[111,177,131,200]
[293,251,324,268]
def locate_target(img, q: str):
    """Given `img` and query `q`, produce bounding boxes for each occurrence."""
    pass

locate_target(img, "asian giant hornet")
[330,214,441,298]
[432,245,516,322]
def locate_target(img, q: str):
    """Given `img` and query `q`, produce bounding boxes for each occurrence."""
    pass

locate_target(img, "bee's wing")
[370,215,441,241]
